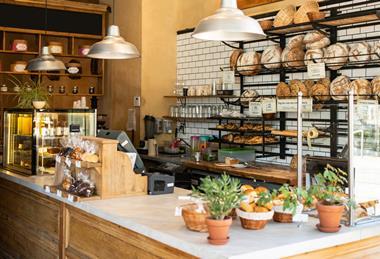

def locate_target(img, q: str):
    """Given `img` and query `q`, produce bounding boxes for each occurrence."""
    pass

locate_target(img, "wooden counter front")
[183,160,297,185]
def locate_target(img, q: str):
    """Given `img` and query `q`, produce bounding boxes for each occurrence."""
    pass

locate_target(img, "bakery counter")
[1,169,380,259]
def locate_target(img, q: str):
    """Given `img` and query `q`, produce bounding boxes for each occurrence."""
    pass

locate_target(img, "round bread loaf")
[241,89,259,106]
[276,82,291,97]
[304,48,324,65]
[350,79,372,100]
[230,49,243,70]
[304,31,325,44]
[349,42,370,67]
[273,5,296,27]
[294,0,319,24]
[306,37,330,50]
[311,83,330,101]
[304,79,315,96]
[371,76,380,98]
[330,75,351,100]
[288,35,305,49]
[290,80,308,97]
[371,41,380,63]
[281,47,305,68]
[324,43,349,70]
[237,51,261,76]
[317,77,331,88]
[261,45,282,69]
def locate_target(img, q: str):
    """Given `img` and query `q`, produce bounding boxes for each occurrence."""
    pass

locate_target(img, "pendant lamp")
[87,0,140,59]
[192,0,266,41]
[26,0,65,71]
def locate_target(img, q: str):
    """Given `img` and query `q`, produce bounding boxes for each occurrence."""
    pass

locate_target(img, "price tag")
[167,183,174,188]
[307,63,326,79]
[292,213,309,223]
[261,98,277,114]
[45,186,51,193]
[57,189,62,197]
[56,155,61,163]
[174,206,183,217]
[65,157,71,167]
[223,71,235,84]
[75,160,81,168]
[277,98,313,113]
[248,102,262,117]
[68,194,74,203]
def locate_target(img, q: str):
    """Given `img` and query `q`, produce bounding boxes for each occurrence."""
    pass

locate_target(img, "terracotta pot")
[317,202,344,233]
[206,217,232,245]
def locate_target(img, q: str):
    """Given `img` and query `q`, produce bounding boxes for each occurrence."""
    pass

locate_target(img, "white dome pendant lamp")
[87,0,140,59]
[192,0,266,42]
[27,0,66,71]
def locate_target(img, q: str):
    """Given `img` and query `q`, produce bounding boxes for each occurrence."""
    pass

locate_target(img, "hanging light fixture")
[27,0,66,71]
[87,0,140,59]
[192,0,266,42]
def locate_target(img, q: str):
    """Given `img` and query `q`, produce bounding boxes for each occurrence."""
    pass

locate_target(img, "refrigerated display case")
[3,109,96,175]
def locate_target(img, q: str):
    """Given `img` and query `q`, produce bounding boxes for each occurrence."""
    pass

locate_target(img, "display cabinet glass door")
[4,112,33,174]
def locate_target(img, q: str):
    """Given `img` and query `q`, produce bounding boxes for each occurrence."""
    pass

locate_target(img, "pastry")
[241,184,254,192]
[306,37,330,49]
[317,77,331,88]
[324,43,349,70]
[349,42,371,66]
[304,31,325,44]
[276,82,291,97]
[261,45,282,69]
[312,83,330,101]
[350,79,372,100]
[304,79,315,96]
[273,5,296,27]
[281,47,305,68]
[304,48,324,65]
[230,49,243,70]
[255,186,269,194]
[237,51,261,76]
[288,35,305,50]
[372,76,380,98]
[289,80,308,97]
[222,134,234,142]
[371,41,380,63]
[330,75,351,100]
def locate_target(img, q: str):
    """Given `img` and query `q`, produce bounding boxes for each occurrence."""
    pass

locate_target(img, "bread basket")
[273,5,296,27]
[294,1,319,24]
[273,204,303,223]
[181,203,209,232]
[236,208,274,230]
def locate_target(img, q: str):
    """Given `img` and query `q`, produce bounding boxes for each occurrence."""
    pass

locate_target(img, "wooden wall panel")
[237,0,281,10]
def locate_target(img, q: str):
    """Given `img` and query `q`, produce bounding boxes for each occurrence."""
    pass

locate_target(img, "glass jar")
[190,136,200,153]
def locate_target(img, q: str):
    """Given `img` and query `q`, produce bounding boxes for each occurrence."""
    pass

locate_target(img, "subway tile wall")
[175,1,380,166]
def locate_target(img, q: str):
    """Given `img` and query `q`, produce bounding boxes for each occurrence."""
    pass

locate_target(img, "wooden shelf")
[164,95,239,99]
[58,155,102,169]
[0,50,39,55]
[209,139,280,147]
[0,92,102,97]
[0,71,102,78]
[209,128,272,135]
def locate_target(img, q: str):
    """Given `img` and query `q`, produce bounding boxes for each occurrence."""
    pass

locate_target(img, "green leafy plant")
[256,191,273,207]
[272,184,312,215]
[309,164,350,206]
[192,173,242,220]
[8,75,49,108]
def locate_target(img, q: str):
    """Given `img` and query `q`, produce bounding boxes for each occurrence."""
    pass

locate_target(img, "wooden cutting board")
[237,0,281,10]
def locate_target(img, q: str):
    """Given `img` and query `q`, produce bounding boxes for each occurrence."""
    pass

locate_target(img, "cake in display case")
[3,109,96,175]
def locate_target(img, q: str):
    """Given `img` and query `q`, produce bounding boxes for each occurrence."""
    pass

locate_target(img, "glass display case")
[3,109,96,175]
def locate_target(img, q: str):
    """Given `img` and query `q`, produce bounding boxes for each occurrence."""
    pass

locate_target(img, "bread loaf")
[230,49,243,70]
[294,0,319,24]
[330,75,351,100]
[311,83,330,101]
[288,35,305,49]
[304,79,315,96]
[290,80,308,97]
[304,31,325,44]
[306,37,330,49]
[349,42,371,67]
[281,47,305,68]
[350,79,372,100]
[237,51,261,76]
[371,41,380,63]
[324,43,349,70]
[317,77,331,88]
[304,48,324,65]
[276,82,291,97]
[261,45,282,69]
[372,76,380,98]
[274,5,296,27]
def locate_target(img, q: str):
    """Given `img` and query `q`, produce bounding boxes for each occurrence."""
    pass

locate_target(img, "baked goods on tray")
[350,78,372,100]
[237,51,261,76]
[324,43,349,70]
[261,45,282,69]
[349,42,371,67]
[330,75,351,100]
[221,134,278,145]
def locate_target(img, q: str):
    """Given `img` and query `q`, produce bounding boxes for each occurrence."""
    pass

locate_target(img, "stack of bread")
[237,51,262,76]
[304,30,330,68]
[281,35,305,68]
[261,45,282,69]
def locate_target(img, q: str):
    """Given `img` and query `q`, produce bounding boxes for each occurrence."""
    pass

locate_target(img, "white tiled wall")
[175,1,380,166]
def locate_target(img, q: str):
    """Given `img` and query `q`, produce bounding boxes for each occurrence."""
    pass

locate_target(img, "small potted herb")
[8,75,49,109]
[192,173,242,245]
[309,164,351,233]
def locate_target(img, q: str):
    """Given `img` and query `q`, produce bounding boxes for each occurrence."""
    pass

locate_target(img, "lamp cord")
[113,0,115,25]
[44,0,47,46]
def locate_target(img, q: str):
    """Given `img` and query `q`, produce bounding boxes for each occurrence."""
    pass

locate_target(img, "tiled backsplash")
[175,1,380,165]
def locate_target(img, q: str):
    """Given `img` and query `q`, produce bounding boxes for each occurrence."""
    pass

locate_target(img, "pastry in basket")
[289,80,308,97]
[350,78,372,100]
[237,51,261,76]
[276,82,291,97]
[324,43,349,70]
[349,42,371,67]
[272,185,305,223]
[261,45,282,69]
[281,47,305,68]
[181,203,209,233]
[230,49,243,70]
[330,75,351,101]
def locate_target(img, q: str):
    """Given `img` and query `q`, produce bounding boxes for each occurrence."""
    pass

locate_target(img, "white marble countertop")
[1,169,380,259]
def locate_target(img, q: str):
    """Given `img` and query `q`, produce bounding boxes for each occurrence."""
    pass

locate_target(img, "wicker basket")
[259,19,273,30]
[307,11,326,21]
[236,208,274,230]
[273,212,293,223]
[294,1,319,24]
[273,5,296,27]
[181,203,209,233]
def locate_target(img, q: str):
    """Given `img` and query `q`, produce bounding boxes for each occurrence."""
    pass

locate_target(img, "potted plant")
[309,164,351,233]
[192,173,242,245]
[8,75,49,109]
